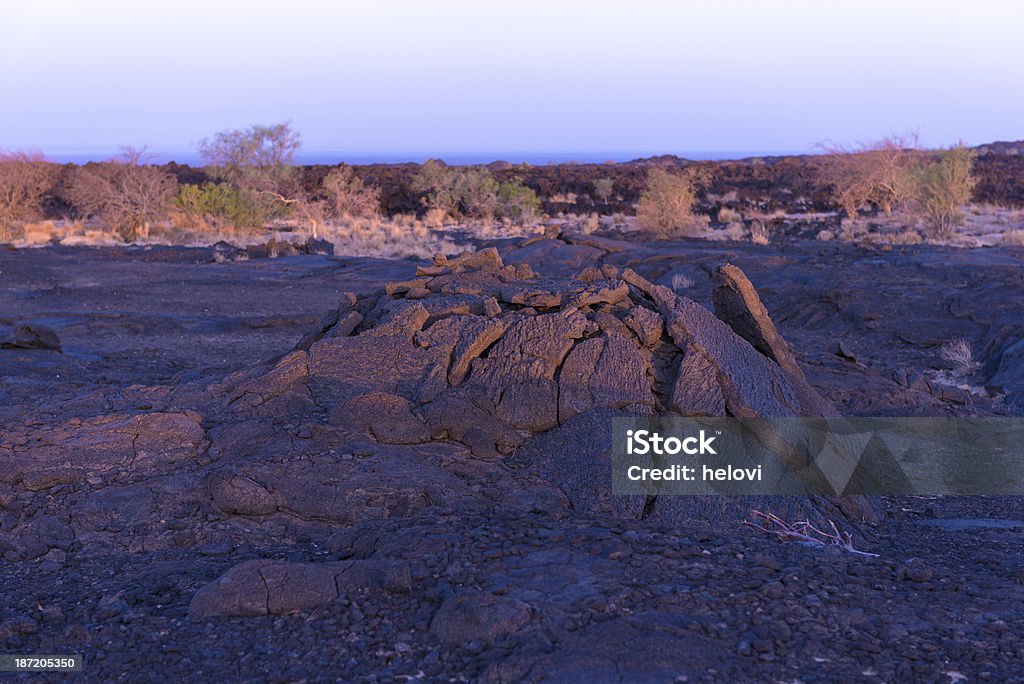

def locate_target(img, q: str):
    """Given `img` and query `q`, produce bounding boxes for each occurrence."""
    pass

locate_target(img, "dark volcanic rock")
[989,339,1024,409]
[0,412,208,488]
[190,559,339,618]
[330,391,429,444]
[712,263,837,416]
[2,235,1022,682]
[2,324,62,352]
[622,267,831,418]
[482,615,728,683]
[430,590,531,645]
[276,249,836,455]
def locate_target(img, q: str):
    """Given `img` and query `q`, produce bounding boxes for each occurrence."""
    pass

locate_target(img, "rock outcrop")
[237,249,834,460]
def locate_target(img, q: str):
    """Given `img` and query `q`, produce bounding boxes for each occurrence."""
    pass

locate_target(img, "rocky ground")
[1,232,1023,682]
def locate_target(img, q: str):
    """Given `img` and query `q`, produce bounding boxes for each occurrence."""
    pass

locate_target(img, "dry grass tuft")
[671,273,694,291]
[939,338,978,377]
[718,206,742,223]
[578,213,601,235]
[750,220,771,245]
[1002,228,1024,246]
[322,216,462,258]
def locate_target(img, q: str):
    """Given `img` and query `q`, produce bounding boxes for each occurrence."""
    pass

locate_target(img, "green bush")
[177,182,268,228]
[497,179,541,222]
[593,177,615,203]
[913,144,977,238]
[454,168,498,219]
[410,160,460,217]
[411,162,509,220]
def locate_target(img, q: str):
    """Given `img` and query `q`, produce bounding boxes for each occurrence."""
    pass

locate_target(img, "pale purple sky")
[2,0,1022,162]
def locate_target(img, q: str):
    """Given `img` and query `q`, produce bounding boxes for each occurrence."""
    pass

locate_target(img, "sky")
[2,0,1023,163]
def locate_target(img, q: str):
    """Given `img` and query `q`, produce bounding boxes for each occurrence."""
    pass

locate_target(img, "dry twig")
[744,509,879,557]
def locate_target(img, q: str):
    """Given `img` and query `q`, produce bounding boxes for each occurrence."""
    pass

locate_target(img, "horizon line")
[23,148,811,165]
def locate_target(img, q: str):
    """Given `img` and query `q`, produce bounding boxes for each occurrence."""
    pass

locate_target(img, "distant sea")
[42,150,799,166]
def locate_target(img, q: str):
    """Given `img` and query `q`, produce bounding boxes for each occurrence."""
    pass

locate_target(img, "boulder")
[329,392,429,444]
[430,590,531,645]
[239,250,843,486]
[190,559,334,618]
[208,471,279,516]
[2,324,62,352]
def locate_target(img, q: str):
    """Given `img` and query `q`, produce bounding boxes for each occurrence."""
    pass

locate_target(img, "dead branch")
[744,509,879,557]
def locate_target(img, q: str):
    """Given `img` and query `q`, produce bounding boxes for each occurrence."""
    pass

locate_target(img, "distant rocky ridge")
[975,140,1024,156]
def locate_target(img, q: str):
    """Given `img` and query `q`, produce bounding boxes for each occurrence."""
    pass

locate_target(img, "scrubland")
[3,128,1023,259]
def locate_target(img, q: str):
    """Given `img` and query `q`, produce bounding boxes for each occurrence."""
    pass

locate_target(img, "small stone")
[94,595,128,621]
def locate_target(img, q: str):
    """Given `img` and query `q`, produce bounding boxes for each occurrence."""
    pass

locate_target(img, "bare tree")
[867,134,922,214]
[68,147,177,241]
[255,186,328,238]
[818,134,922,218]
[199,122,301,192]
[0,151,54,241]
[198,123,323,232]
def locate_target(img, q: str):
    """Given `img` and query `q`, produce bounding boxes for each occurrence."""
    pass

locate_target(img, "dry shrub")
[750,220,770,245]
[719,222,746,241]
[68,147,177,241]
[578,213,601,234]
[940,338,978,377]
[745,510,878,557]
[819,134,922,218]
[636,167,711,237]
[718,206,742,223]
[671,273,694,291]
[463,221,544,240]
[323,216,462,259]
[322,165,382,219]
[883,229,923,245]
[423,207,449,228]
[837,218,868,241]
[0,151,55,242]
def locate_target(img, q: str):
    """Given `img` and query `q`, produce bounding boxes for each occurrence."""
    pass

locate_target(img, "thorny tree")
[68,147,177,241]
[199,122,328,236]
[0,151,54,241]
